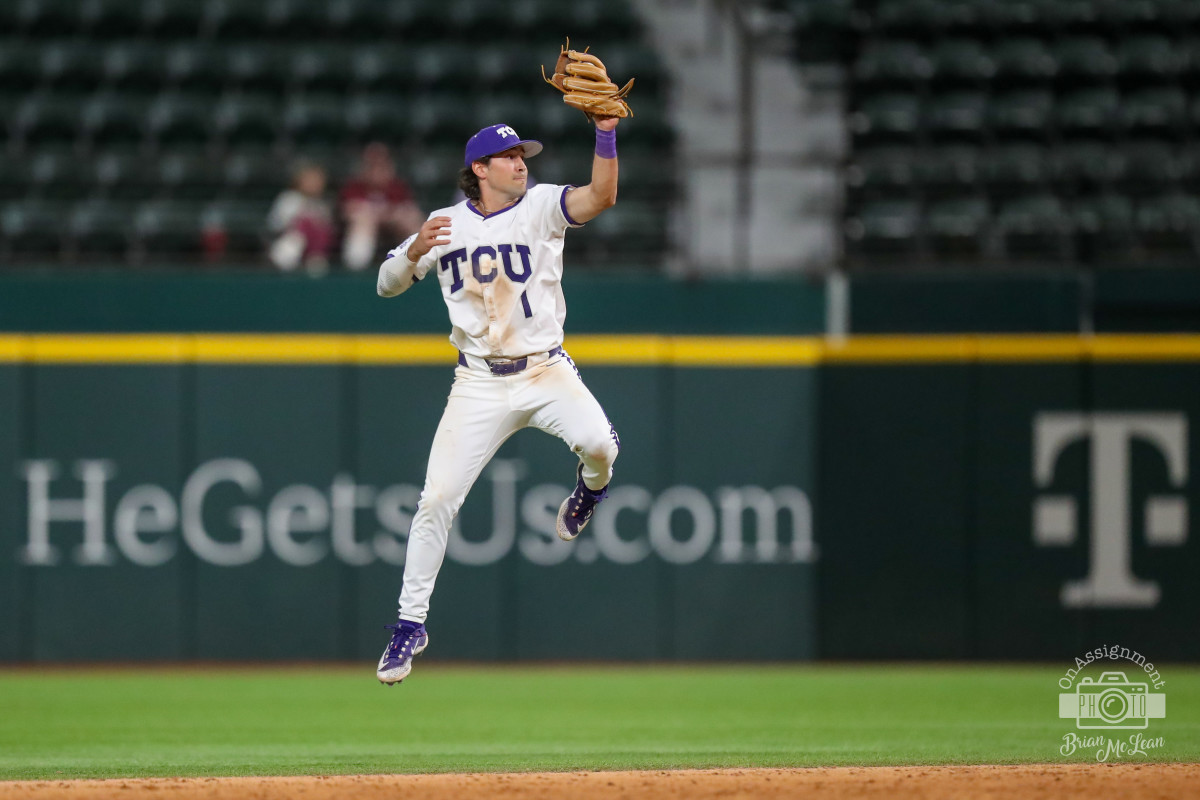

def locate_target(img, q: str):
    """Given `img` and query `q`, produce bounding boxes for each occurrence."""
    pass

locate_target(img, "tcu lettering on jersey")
[439,244,533,293]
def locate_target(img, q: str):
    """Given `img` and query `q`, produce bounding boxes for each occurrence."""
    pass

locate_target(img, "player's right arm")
[376,216,451,298]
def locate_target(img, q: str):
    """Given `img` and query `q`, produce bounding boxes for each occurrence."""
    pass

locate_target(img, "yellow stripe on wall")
[2,333,1200,365]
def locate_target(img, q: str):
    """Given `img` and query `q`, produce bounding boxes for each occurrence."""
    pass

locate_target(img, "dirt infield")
[2,764,1196,800]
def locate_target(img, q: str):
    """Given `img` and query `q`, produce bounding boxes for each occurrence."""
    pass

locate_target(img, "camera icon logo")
[1059,671,1167,729]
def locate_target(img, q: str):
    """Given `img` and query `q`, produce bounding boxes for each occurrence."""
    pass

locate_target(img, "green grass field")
[1,664,1197,780]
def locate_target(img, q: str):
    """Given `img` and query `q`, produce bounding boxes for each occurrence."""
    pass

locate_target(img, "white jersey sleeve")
[376,231,434,297]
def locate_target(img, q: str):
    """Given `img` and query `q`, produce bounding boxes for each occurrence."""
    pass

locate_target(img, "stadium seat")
[65,199,132,259]
[614,150,675,203]
[914,145,980,198]
[133,199,206,258]
[926,195,991,256]
[929,38,995,86]
[202,199,270,257]
[872,0,949,38]
[0,40,43,94]
[16,0,79,37]
[290,46,356,94]
[102,42,166,95]
[994,194,1071,258]
[1094,0,1164,34]
[844,198,922,259]
[224,45,292,94]
[849,93,921,144]
[157,152,226,201]
[38,41,106,93]
[0,153,39,201]
[571,0,642,41]
[1116,36,1182,86]
[846,146,918,198]
[446,0,514,39]
[534,95,585,147]
[213,94,282,148]
[1070,193,1136,261]
[201,0,269,39]
[853,39,932,88]
[474,46,535,92]
[1135,193,1200,253]
[924,91,987,141]
[351,47,418,93]
[164,43,227,96]
[282,95,350,147]
[414,45,478,91]
[596,45,663,98]
[1,200,64,257]
[1051,141,1121,188]
[379,0,450,39]
[991,37,1058,86]
[325,0,378,39]
[264,0,330,38]
[1053,37,1118,84]
[93,150,159,200]
[988,90,1054,140]
[475,95,539,137]
[222,151,287,203]
[141,0,204,37]
[147,94,213,148]
[345,94,413,145]
[1118,87,1188,137]
[410,95,481,141]
[26,150,92,201]
[14,94,83,148]
[980,143,1051,198]
[80,94,150,149]
[78,0,142,39]
[1055,88,1119,138]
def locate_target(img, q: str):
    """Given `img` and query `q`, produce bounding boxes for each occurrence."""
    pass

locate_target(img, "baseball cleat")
[556,464,609,541]
[377,620,429,685]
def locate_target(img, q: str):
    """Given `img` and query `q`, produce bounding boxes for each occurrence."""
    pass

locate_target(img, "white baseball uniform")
[377,183,620,623]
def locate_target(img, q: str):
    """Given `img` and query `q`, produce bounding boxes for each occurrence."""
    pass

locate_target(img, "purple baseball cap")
[464,124,543,167]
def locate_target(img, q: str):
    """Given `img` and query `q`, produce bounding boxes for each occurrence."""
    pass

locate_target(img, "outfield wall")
[1,271,1197,662]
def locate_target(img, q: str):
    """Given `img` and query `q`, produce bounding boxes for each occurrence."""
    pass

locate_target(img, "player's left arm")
[564,117,620,224]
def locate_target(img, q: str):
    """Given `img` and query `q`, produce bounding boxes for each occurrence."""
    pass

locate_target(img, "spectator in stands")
[267,160,336,276]
[339,142,423,271]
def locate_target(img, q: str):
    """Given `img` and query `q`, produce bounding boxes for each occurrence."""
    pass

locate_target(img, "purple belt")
[458,346,564,376]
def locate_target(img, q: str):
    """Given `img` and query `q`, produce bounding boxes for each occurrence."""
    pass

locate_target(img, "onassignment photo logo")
[1058,645,1167,761]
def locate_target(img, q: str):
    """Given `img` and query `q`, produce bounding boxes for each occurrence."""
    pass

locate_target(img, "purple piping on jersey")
[466,194,526,220]
[560,185,581,226]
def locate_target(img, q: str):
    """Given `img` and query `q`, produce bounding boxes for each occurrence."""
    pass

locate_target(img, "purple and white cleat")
[377,620,429,685]
[556,464,609,541]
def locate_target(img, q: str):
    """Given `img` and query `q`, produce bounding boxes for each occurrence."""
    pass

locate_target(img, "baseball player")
[375,117,623,685]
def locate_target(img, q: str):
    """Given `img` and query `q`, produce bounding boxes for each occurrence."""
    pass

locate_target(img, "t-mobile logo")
[1033,413,1189,608]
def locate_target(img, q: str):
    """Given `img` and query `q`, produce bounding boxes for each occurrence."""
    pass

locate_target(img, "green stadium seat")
[201,0,269,39]
[0,40,43,93]
[326,0,378,39]
[78,0,143,39]
[844,198,922,259]
[410,95,479,141]
[346,94,412,145]
[609,150,675,203]
[1118,87,1188,137]
[849,93,921,143]
[1116,36,1183,85]
[872,0,947,38]
[1037,0,1102,32]
[973,0,1048,35]
[283,95,350,147]
[147,93,213,148]
[93,150,159,200]
[291,46,356,94]
[202,199,270,257]
[1,200,64,257]
[380,0,449,39]
[1053,37,1118,84]
[264,0,331,38]
[994,194,1071,259]
[1051,140,1121,188]
[926,195,991,256]
[157,151,225,201]
[133,199,205,258]
[447,0,514,39]
[80,94,150,148]
[476,46,534,92]
[1094,0,1163,34]
[533,95,581,147]
[27,150,92,201]
[224,45,292,93]
[1161,1,1200,31]
[475,94,539,137]
[213,94,282,147]
[853,39,932,88]
[991,38,1058,86]
[351,47,418,92]
[102,42,166,95]
[65,199,132,259]
[17,0,79,37]
[988,90,1054,140]
[141,0,204,37]
[585,200,668,259]
[1070,193,1136,261]
[222,151,286,203]
[847,146,918,198]
[980,143,1050,198]
[15,94,83,148]
[415,45,478,91]
[511,0,581,43]
[914,145,980,198]
[930,38,994,85]
[0,153,40,200]
[925,91,987,141]
[1135,193,1200,254]
[164,43,226,96]
[39,40,106,93]
[572,0,641,41]
[1055,88,1119,138]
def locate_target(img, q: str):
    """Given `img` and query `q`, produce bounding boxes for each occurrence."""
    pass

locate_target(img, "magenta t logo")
[1033,413,1189,608]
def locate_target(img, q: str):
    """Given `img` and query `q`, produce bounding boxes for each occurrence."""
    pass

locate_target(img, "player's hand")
[407,216,452,260]
[594,116,620,131]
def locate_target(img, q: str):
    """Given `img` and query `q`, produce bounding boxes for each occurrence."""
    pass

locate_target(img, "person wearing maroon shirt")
[339,142,424,270]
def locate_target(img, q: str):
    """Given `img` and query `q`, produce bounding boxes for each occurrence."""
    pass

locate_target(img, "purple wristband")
[595,128,617,159]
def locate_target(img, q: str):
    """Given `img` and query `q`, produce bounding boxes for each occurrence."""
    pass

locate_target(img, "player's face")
[482,147,529,199]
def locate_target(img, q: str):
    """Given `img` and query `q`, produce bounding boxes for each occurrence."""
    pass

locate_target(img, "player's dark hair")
[457,156,492,202]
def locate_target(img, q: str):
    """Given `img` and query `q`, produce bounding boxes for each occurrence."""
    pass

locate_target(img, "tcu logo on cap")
[496,125,518,138]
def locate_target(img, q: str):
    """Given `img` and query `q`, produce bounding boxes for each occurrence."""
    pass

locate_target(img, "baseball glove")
[542,38,634,123]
